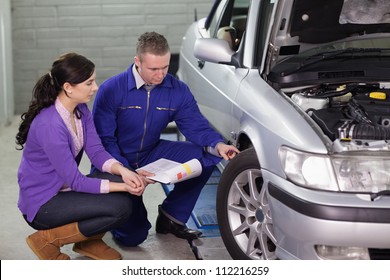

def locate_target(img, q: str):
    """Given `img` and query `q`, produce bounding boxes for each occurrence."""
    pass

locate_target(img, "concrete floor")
[0,115,231,260]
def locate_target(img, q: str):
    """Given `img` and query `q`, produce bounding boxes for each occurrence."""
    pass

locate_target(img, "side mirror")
[194,38,236,65]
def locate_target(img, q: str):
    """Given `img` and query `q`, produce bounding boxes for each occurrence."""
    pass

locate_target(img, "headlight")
[333,155,390,192]
[279,146,338,191]
[279,146,390,193]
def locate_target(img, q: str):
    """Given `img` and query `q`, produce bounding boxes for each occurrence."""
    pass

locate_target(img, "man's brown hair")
[136,32,170,60]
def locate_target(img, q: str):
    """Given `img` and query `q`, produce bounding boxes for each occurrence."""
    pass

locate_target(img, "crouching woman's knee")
[110,193,133,226]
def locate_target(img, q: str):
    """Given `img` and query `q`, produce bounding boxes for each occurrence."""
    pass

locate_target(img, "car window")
[230,0,250,45]
[210,0,250,51]
[208,0,230,37]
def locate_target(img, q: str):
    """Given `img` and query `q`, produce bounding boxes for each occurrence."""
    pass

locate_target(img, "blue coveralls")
[92,64,224,246]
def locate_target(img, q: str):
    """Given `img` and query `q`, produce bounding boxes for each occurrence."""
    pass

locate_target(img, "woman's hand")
[112,164,146,195]
[119,166,142,185]
[120,166,147,191]
[136,169,156,184]
[123,181,145,196]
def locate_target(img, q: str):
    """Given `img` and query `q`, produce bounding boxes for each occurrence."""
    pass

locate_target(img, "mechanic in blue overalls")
[91,32,239,246]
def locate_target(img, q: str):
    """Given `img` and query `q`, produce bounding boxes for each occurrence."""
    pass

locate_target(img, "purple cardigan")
[18,103,113,222]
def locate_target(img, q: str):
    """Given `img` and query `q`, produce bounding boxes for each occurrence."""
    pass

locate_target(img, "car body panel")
[233,70,331,175]
[177,0,390,259]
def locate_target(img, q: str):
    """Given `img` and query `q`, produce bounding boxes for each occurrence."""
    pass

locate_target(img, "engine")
[290,83,390,144]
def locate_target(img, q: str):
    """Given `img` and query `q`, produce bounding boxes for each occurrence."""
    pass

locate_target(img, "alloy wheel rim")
[227,169,277,259]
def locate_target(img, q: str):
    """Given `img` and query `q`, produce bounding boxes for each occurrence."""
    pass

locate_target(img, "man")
[92,32,239,246]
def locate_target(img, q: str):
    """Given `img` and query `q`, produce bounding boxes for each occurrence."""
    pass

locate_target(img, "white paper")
[136,158,202,184]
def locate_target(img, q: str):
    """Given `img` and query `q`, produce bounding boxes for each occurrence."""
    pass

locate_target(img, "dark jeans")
[89,171,152,247]
[24,191,133,237]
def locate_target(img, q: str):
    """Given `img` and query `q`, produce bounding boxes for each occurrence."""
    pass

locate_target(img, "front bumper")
[264,170,390,260]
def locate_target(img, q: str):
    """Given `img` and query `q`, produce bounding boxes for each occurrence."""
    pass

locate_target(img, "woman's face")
[67,70,98,104]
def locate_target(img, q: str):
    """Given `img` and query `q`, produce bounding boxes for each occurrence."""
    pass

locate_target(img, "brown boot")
[73,233,122,260]
[26,222,87,260]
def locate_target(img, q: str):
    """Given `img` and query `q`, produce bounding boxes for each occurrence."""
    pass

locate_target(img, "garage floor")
[0,115,231,260]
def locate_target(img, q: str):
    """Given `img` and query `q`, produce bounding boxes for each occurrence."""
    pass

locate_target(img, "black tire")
[216,148,277,260]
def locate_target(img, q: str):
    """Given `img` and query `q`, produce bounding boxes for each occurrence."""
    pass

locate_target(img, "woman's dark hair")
[15,52,95,150]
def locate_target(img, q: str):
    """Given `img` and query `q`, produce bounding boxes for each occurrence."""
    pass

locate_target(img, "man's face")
[135,52,171,85]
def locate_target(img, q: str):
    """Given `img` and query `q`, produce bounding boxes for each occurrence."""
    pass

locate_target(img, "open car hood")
[272,0,390,57]
[290,0,390,44]
[268,0,390,77]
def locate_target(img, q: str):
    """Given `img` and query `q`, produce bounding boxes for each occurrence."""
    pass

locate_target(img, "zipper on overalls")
[135,90,151,168]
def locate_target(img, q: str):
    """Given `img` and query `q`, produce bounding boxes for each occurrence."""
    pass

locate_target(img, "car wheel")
[216,148,277,260]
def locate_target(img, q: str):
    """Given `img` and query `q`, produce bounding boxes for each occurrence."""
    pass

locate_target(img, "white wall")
[11,0,213,114]
[0,0,14,126]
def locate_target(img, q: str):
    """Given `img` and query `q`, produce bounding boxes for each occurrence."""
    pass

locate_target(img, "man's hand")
[216,143,240,160]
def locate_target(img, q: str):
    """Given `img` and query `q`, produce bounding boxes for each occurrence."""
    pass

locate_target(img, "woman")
[15,53,149,260]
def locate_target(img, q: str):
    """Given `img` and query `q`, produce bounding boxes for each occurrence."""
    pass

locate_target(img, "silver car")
[177,0,390,260]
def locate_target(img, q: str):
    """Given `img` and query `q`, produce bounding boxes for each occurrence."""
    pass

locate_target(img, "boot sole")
[73,245,122,260]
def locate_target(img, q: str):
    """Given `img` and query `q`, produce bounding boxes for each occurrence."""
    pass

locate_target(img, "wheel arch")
[235,119,276,174]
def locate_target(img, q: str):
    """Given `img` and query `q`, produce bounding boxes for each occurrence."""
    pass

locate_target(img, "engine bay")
[290,82,390,152]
